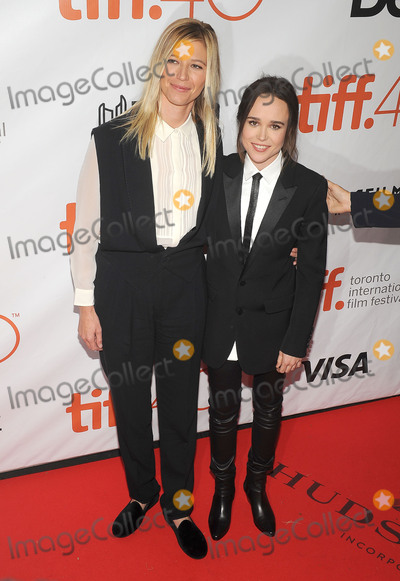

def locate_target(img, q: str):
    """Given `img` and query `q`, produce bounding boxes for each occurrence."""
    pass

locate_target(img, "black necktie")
[242,172,262,258]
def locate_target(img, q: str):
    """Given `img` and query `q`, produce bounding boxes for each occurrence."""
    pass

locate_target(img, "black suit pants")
[95,249,206,519]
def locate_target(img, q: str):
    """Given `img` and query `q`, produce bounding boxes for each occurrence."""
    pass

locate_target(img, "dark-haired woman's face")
[240,95,288,170]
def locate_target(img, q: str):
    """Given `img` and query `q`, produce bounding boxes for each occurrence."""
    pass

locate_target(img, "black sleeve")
[280,177,328,358]
[351,190,400,228]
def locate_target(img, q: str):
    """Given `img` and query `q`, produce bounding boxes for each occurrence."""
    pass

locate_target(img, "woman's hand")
[327,180,351,214]
[78,306,103,351]
[276,351,302,374]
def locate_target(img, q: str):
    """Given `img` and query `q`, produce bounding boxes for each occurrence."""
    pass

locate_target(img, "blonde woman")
[71,18,221,559]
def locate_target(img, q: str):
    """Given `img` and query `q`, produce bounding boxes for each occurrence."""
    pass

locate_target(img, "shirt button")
[236,307,243,315]
[240,280,246,286]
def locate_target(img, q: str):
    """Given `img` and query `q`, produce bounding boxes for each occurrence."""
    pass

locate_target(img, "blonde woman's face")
[159,40,207,111]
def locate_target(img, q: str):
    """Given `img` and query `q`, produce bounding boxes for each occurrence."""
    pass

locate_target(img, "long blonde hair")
[123,18,220,176]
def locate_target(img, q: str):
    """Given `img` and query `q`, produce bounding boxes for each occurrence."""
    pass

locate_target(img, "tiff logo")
[66,389,116,432]
[59,0,264,21]
[322,267,345,312]
[298,74,375,133]
[59,0,204,20]
[59,0,160,19]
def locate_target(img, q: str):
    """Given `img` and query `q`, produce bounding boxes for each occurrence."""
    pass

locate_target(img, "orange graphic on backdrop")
[59,203,76,254]
[59,0,264,21]
[66,389,116,432]
[208,0,263,21]
[0,315,20,363]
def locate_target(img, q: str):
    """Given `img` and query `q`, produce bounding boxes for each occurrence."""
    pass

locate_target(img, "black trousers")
[208,361,284,477]
[95,249,206,519]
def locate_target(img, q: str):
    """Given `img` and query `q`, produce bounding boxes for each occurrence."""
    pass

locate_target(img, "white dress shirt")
[228,151,283,361]
[71,114,201,306]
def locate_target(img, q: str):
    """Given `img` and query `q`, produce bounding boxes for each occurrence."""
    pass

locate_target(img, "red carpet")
[1,396,399,581]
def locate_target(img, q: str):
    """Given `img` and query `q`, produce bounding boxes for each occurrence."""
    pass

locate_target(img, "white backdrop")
[1,0,399,475]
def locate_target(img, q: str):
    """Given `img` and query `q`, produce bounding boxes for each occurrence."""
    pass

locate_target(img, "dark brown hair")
[236,76,298,164]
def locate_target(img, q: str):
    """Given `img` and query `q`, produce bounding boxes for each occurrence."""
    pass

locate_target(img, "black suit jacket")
[202,154,328,375]
[92,112,222,287]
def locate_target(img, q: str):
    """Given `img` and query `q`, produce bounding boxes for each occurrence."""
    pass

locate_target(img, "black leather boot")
[243,468,275,536]
[244,370,284,537]
[207,361,242,540]
[208,412,238,540]
[209,470,235,540]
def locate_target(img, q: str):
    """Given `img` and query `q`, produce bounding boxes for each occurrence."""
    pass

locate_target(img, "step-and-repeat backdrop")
[1,0,399,475]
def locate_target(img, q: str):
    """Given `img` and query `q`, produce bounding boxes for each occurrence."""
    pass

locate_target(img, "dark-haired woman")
[203,76,328,540]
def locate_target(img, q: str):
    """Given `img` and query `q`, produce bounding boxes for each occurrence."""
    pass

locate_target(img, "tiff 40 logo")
[298,74,400,133]
[59,0,263,20]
